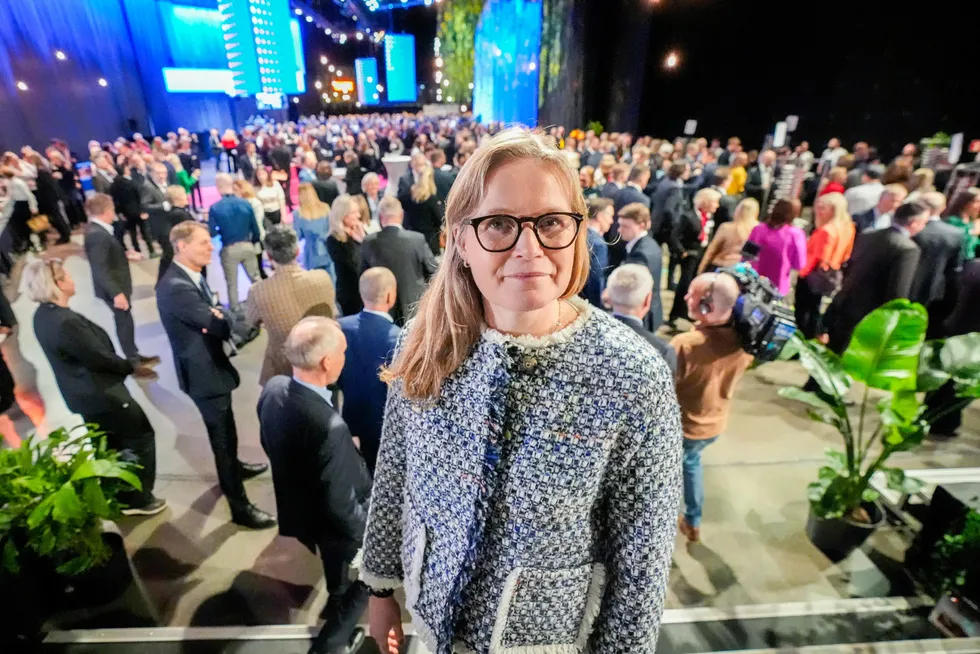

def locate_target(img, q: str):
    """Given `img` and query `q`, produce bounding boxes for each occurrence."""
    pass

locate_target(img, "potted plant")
[0,425,142,645]
[779,299,980,562]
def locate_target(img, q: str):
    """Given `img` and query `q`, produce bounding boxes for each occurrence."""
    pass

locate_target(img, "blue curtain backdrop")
[472,0,542,126]
[0,0,236,152]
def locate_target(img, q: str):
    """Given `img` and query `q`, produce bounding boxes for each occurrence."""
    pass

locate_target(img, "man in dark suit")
[83,194,160,370]
[396,152,427,200]
[312,161,340,206]
[599,163,628,200]
[745,149,778,210]
[706,167,737,232]
[581,197,613,309]
[259,317,371,653]
[668,189,720,324]
[606,263,676,373]
[851,184,908,233]
[28,259,163,515]
[649,161,689,241]
[91,153,116,195]
[618,202,664,332]
[823,201,930,354]
[237,141,264,184]
[157,220,276,530]
[427,148,455,201]
[910,192,964,337]
[359,197,437,326]
[142,163,180,257]
[337,269,401,473]
[111,161,153,255]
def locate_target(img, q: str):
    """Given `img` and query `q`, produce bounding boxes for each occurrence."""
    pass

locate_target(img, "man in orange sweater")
[670,272,754,543]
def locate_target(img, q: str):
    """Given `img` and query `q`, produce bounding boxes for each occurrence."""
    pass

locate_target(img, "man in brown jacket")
[670,272,754,543]
[245,225,336,385]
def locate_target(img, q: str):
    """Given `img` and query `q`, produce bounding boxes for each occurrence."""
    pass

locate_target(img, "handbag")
[26,214,50,234]
[806,265,842,296]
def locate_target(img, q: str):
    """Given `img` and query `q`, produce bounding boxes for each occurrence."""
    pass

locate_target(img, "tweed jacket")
[244,264,336,385]
[361,298,682,654]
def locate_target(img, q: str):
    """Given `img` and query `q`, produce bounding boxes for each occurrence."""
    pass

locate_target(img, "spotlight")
[528,62,537,71]
[315,80,322,89]
[55,50,66,60]
[336,69,342,76]
[373,93,379,100]
[320,55,328,64]
[376,84,384,92]
[305,15,312,22]
[356,101,362,107]
[435,56,443,68]
[294,7,302,15]
[447,96,453,102]
[98,78,108,87]
[333,91,339,97]
[328,64,335,72]
[468,82,474,89]
[460,105,467,112]
[356,32,363,40]
[293,97,300,103]
[665,51,679,69]
[16,81,27,91]
[322,93,328,100]
[443,79,449,87]
[325,28,331,35]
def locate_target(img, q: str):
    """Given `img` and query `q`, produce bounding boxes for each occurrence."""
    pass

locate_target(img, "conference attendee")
[745,199,806,296]
[358,196,436,326]
[395,152,427,199]
[337,268,401,473]
[297,151,318,184]
[671,272,754,543]
[268,138,293,209]
[600,163,628,199]
[790,141,815,173]
[795,193,856,339]
[843,164,885,216]
[668,188,721,325]
[362,129,680,654]
[618,201,664,331]
[151,186,195,283]
[905,168,936,204]
[650,160,689,238]
[0,290,20,447]
[327,195,366,317]
[293,182,335,284]
[351,194,378,237]
[745,149,778,209]
[821,202,929,355]
[48,149,86,228]
[109,161,147,254]
[25,153,71,245]
[852,183,908,233]
[157,221,275,529]
[942,187,980,261]
[91,153,116,195]
[220,130,239,173]
[818,166,848,197]
[359,172,382,229]
[427,148,455,201]
[817,137,847,175]
[25,258,163,514]
[607,264,676,372]
[256,166,287,226]
[84,193,160,368]
[209,173,261,311]
[726,152,749,195]
[312,160,340,207]
[342,150,365,197]
[882,161,913,189]
[581,197,613,308]
[613,165,652,214]
[177,138,202,211]
[232,179,268,280]
[717,136,741,166]
[258,316,371,654]
[0,165,38,267]
[579,165,599,198]
[237,141,263,184]
[698,198,760,274]
[910,192,962,337]
[143,162,181,257]
[398,160,443,255]
[704,167,736,230]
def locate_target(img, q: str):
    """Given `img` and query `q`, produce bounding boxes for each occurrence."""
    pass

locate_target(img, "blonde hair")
[693,187,722,210]
[233,179,257,200]
[732,197,760,225]
[382,128,589,400]
[911,167,935,192]
[828,166,847,185]
[328,194,356,241]
[352,194,371,227]
[411,162,437,203]
[166,184,187,205]
[816,192,851,228]
[22,258,63,303]
[297,183,329,220]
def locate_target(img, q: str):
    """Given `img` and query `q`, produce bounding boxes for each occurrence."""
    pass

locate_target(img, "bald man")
[670,272,753,543]
[338,267,401,473]
[208,172,261,310]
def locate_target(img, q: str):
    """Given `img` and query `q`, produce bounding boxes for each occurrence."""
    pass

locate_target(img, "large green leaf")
[917,340,950,392]
[71,459,141,491]
[884,467,925,495]
[842,299,927,391]
[793,336,853,398]
[941,333,980,384]
[51,484,84,523]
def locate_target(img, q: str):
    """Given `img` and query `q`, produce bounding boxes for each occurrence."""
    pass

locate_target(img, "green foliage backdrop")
[436,0,483,106]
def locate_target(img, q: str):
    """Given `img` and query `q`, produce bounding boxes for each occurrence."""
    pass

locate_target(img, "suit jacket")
[624,234,664,332]
[245,264,337,385]
[327,236,363,316]
[852,208,879,233]
[140,180,170,226]
[599,182,621,200]
[910,220,963,307]
[258,377,372,554]
[92,170,115,195]
[345,165,365,196]
[670,205,704,256]
[745,165,779,208]
[828,227,921,342]
[238,153,264,183]
[711,189,737,231]
[359,226,437,325]
[433,168,454,202]
[650,178,685,243]
[337,312,401,473]
[33,303,135,414]
[613,185,651,215]
[156,264,239,398]
[613,313,677,374]
[84,222,132,302]
[312,178,340,206]
[581,228,608,309]
[109,175,142,217]
[944,259,980,336]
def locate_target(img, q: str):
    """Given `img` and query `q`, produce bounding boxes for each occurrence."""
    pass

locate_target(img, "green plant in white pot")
[778,299,980,562]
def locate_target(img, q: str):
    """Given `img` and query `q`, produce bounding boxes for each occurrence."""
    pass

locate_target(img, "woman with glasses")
[361,129,681,654]
[23,258,165,515]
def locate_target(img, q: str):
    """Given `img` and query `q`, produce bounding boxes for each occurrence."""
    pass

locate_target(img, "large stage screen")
[355,58,380,106]
[473,0,542,125]
[384,34,417,103]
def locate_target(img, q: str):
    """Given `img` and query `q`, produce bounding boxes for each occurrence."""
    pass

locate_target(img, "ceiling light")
[98,78,108,87]
[294,8,302,15]
[293,97,299,103]
[320,55,328,64]
[305,15,312,22]
[376,84,384,92]
[328,64,335,72]
[315,80,322,89]
[55,50,66,60]
[16,81,28,91]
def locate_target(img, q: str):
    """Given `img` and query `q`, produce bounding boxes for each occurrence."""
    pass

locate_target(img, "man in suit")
[669,189,721,325]
[581,197,613,309]
[649,161,689,239]
[599,163,628,200]
[843,164,885,216]
[745,149,778,210]
[395,152,428,201]
[142,163,178,257]
[83,194,160,372]
[851,184,908,233]
[28,259,164,515]
[823,201,929,354]
[157,220,276,529]
[112,160,153,255]
[607,264,676,373]
[617,202,664,332]
[706,167,737,232]
[259,317,371,653]
[313,161,340,206]
[237,141,264,184]
[910,192,963,337]
[245,225,337,385]
[717,137,741,166]
[338,268,401,474]
[359,196,437,326]
[91,153,117,195]
[427,148,455,201]
[209,173,262,311]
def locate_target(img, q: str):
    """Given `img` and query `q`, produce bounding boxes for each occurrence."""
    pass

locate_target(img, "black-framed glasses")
[462,212,583,252]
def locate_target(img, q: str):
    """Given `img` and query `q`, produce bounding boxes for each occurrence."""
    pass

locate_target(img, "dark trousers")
[107,302,139,361]
[794,275,824,340]
[117,211,153,252]
[156,240,175,285]
[0,354,15,415]
[190,182,203,211]
[803,309,854,395]
[224,149,238,173]
[82,400,156,508]
[669,251,702,321]
[265,208,282,226]
[925,380,964,437]
[191,394,249,513]
[667,250,683,291]
[311,539,367,654]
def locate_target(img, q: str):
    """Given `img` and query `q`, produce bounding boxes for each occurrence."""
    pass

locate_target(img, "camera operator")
[670,272,754,543]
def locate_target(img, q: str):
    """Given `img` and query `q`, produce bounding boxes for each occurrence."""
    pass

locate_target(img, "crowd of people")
[2,111,979,654]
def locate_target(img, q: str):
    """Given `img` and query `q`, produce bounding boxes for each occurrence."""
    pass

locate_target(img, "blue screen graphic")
[216,0,302,96]
[355,58,380,105]
[162,4,226,69]
[473,0,542,125]
[384,34,417,103]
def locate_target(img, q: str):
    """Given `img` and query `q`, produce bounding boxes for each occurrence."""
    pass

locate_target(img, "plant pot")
[806,502,885,563]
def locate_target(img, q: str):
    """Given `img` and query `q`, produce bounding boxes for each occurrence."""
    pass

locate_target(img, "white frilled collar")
[481,296,592,349]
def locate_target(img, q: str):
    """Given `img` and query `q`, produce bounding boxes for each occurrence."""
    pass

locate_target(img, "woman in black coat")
[397,162,443,255]
[25,154,71,244]
[326,194,365,316]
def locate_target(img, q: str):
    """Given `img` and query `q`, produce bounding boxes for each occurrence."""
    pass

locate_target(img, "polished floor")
[4,227,980,635]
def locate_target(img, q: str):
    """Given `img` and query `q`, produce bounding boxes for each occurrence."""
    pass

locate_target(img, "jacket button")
[521,356,537,371]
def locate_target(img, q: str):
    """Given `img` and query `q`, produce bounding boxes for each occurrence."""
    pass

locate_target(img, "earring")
[462,260,470,268]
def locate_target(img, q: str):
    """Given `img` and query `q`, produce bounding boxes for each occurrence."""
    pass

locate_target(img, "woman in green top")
[166,154,200,195]
[944,187,980,260]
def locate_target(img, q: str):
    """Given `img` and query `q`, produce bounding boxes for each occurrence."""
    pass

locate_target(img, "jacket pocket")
[490,563,606,654]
